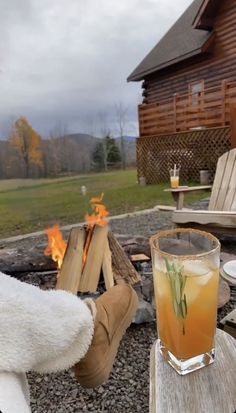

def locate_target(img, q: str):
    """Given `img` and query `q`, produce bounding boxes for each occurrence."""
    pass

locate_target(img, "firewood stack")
[56,224,141,295]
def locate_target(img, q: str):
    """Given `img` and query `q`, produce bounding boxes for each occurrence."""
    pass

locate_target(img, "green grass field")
[0,170,208,239]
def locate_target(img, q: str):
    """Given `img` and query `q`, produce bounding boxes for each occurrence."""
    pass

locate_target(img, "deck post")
[230,103,236,148]
[221,79,227,125]
[173,93,177,132]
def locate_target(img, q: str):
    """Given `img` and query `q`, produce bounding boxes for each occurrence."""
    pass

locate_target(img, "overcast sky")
[0,0,193,138]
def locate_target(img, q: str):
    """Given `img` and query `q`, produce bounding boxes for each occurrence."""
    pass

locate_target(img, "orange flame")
[84,192,109,228]
[44,224,67,270]
[82,193,109,267]
[44,194,108,272]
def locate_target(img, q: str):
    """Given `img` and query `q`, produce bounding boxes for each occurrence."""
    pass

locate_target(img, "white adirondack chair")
[172,148,236,235]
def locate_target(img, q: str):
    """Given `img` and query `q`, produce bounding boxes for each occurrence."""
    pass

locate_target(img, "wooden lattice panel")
[137,127,231,184]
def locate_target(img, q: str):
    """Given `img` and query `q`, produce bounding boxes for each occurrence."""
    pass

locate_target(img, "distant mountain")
[60,133,137,167]
[42,133,100,174]
[63,133,100,146]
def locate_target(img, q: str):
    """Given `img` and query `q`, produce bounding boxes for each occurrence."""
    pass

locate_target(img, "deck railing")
[139,80,236,136]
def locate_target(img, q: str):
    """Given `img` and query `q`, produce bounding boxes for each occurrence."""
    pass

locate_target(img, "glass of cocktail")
[150,228,220,375]
[170,168,180,188]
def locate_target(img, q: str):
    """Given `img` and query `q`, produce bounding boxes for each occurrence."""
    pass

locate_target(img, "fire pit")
[44,193,141,294]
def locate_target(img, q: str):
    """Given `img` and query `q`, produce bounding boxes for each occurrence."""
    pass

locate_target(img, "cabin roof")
[128,0,213,82]
[193,0,221,29]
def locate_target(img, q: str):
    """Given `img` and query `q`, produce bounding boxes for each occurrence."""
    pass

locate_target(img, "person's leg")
[0,272,137,410]
[0,272,94,375]
[73,283,138,388]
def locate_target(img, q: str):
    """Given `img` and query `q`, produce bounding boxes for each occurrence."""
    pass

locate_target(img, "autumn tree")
[9,117,44,178]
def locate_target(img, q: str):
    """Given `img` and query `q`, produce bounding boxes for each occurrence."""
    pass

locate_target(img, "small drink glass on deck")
[150,228,220,375]
[170,168,179,188]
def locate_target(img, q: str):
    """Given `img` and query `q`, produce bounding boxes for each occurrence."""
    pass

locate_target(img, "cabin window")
[189,81,204,105]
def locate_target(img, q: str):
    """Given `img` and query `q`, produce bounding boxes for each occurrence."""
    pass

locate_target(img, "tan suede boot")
[73,283,138,388]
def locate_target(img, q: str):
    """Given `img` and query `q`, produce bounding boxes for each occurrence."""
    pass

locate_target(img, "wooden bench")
[149,329,236,413]
[172,149,236,235]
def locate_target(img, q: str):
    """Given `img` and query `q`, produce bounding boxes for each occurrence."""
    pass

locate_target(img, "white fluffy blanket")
[0,272,94,412]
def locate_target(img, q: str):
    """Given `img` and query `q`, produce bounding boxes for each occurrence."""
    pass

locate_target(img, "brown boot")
[73,283,138,388]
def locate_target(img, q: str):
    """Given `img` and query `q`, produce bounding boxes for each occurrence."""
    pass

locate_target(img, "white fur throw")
[0,272,94,412]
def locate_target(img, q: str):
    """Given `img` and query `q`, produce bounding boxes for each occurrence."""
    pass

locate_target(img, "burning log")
[107,231,141,285]
[56,227,85,294]
[79,224,109,292]
[102,237,114,290]
[0,244,55,275]
[55,224,141,294]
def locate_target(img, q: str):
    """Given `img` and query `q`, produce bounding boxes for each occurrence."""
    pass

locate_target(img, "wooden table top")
[150,329,236,413]
[164,185,212,193]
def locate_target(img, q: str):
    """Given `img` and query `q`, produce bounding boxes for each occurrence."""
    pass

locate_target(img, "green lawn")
[0,170,208,239]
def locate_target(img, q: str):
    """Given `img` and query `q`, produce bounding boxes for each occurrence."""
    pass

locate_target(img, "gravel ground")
[21,205,236,413]
[29,323,156,413]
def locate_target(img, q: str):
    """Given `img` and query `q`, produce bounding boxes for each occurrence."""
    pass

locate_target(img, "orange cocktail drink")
[170,167,180,188]
[170,176,179,188]
[150,228,220,375]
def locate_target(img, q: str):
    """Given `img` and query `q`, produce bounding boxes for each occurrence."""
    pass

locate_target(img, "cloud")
[0,0,193,137]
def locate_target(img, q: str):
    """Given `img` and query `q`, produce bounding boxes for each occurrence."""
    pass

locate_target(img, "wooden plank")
[208,151,229,210]
[172,209,236,227]
[149,329,236,413]
[230,104,236,148]
[164,185,211,193]
[222,151,236,210]
[156,205,177,211]
[214,149,236,210]
[79,224,108,292]
[56,227,85,294]
[102,237,114,290]
[130,253,150,262]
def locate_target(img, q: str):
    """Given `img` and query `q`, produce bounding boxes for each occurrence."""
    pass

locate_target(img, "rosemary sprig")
[164,258,187,335]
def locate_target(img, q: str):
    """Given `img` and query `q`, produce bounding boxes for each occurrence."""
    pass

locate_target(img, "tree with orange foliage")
[9,117,44,178]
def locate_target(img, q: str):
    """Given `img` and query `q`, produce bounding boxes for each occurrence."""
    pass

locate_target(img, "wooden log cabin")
[128,0,236,183]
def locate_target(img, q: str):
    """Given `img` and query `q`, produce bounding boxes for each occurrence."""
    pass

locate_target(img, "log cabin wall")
[143,0,236,104]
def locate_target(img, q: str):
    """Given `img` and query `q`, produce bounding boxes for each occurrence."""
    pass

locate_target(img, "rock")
[220,252,236,265]
[134,299,154,324]
[71,388,78,399]
[141,278,154,302]
[218,278,231,308]
[115,234,151,257]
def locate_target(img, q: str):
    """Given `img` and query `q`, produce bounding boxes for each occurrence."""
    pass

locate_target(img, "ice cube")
[183,259,213,286]
[196,271,213,285]
[183,260,209,277]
